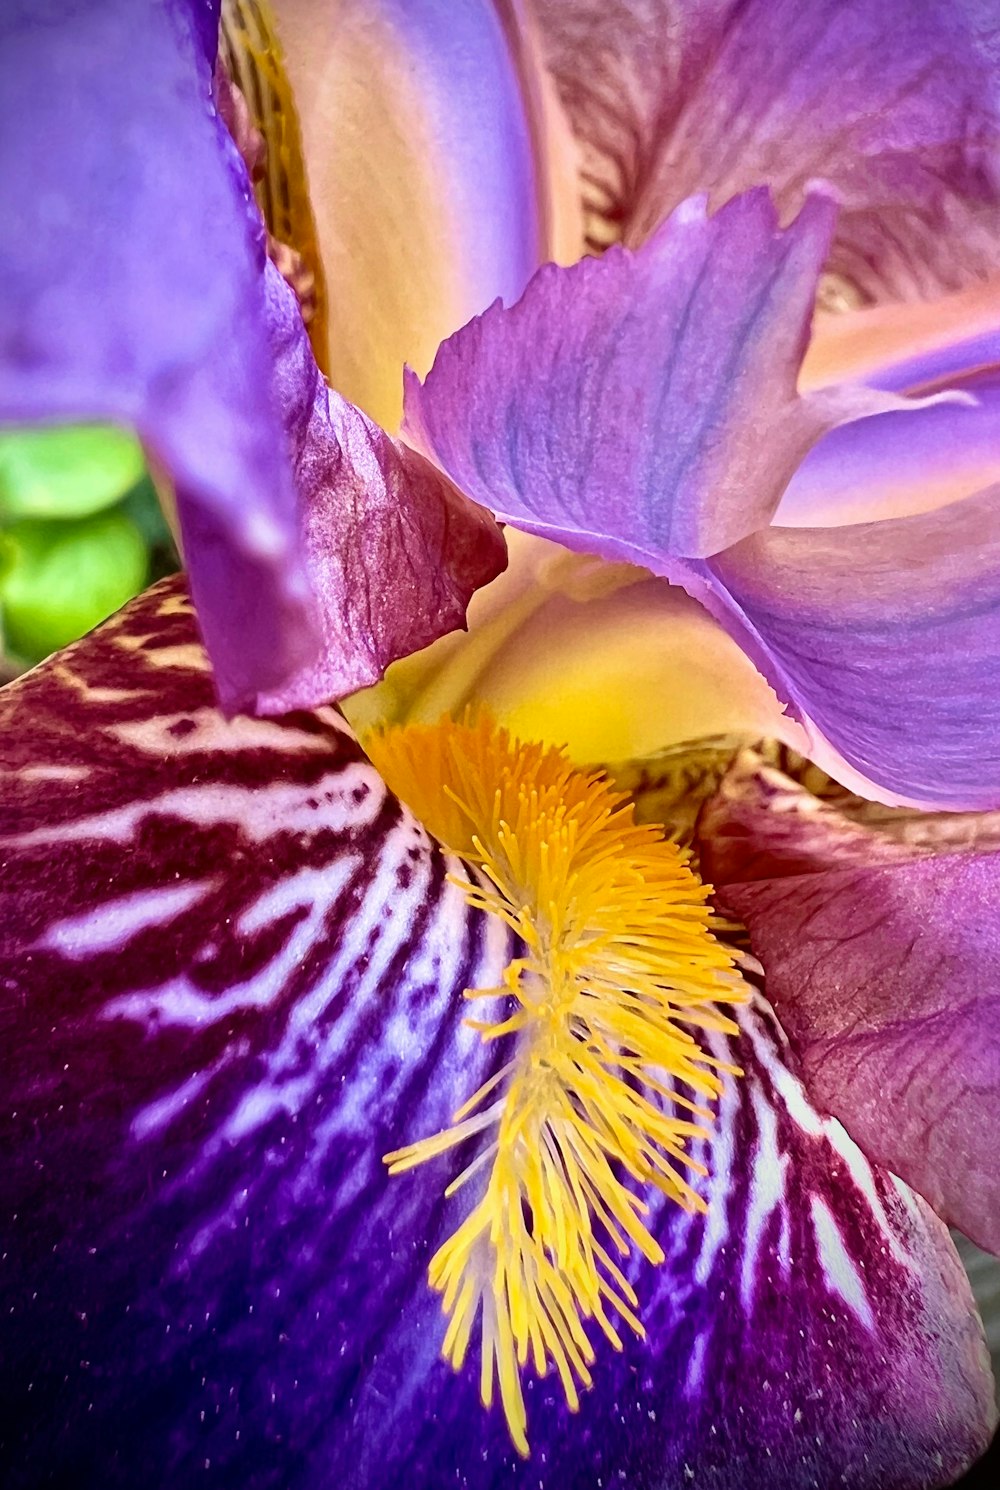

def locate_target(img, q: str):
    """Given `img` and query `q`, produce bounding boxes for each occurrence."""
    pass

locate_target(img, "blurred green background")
[0,423,178,676]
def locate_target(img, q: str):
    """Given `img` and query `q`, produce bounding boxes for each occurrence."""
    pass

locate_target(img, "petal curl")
[783,322,1000,527]
[405,189,931,563]
[701,758,1000,1255]
[0,600,993,1486]
[671,486,1000,808]
[265,0,549,430]
[532,0,1000,302]
[0,0,319,704]
[779,361,1000,528]
[250,265,507,714]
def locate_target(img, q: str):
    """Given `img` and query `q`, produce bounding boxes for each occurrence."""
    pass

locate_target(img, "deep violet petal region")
[0,596,992,1490]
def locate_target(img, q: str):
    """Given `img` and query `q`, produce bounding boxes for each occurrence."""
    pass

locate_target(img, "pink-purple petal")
[405,189,933,564]
[670,485,1000,808]
[0,594,993,1486]
[533,0,1000,301]
[249,265,507,714]
[0,0,321,705]
[701,761,1000,1255]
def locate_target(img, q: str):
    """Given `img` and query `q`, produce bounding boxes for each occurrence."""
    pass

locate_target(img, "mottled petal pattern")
[701,759,1000,1255]
[532,0,1000,301]
[0,0,320,705]
[0,599,992,1486]
[671,485,1000,808]
[405,190,927,563]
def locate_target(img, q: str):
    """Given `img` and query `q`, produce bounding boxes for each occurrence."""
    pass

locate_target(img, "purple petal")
[780,330,1000,527]
[1,2,508,714]
[0,0,320,705]
[700,760,1000,1256]
[405,189,930,562]
[0,593,993,1486]
[669,485,1000,808]
[534,0,1000,300]
[250,265,507,714]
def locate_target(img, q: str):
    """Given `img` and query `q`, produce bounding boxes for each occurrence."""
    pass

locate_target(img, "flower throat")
[366,714,743,1455]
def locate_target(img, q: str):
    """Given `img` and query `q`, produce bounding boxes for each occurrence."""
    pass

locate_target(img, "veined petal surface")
[0,595,993,1486]
[531,0,1000,301]
[404,190,921,563]
[701,759,1000,1256]
[0,0,319,706]
[673,485,1000,808]
[250,265,507,714]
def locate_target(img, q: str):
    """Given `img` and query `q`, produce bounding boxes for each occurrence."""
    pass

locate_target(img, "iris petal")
[1,2,508,712]
[267,0,546,430]
[364,531,804,765]
[0,594,993,1486]
[701,755,1000,1255]
[405,189,936,565]
[672,485,1000,808]
[0,0,319,704]
[533,0,1000,301]
[779,361,1000,528]
[250,264,507,715]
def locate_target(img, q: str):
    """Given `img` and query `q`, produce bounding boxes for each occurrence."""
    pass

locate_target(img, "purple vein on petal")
[404,188,963,565]
[0,608,993,1490]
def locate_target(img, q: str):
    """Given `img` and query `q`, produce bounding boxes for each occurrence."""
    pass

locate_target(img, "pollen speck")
[367,712,743,1455]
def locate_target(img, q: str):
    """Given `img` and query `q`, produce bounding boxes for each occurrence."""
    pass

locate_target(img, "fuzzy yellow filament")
[366,714,743,1456]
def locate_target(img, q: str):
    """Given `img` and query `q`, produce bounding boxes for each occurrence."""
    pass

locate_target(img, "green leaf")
[0,512,149,663]
[0,424,146,521]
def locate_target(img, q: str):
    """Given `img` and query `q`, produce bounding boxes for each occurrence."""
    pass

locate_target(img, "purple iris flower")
[2,2,1000,1488]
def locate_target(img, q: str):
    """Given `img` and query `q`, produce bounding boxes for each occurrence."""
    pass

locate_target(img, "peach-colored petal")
[270,0,548,430]
[802,277,1000,391]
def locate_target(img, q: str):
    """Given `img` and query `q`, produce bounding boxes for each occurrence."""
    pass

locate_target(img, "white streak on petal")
[112,706,344,756]
[103,858,360,1030]
[810,1194,875,1331]
[5,763,386,850]
[40,881,213,957]
[19,764,90,783]
[740,1080,789,1312]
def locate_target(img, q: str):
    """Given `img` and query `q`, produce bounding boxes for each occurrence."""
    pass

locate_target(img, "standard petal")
[0,0,321,706]
[532,0,1000,302]
[0,612,993,1490]
[701,760,1000,1256]
[404,189,932,563]
[254,0,552,430]
[668,485,1000,808]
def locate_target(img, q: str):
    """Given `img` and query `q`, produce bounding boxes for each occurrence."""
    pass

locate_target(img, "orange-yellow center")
[365,712,743,1455]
